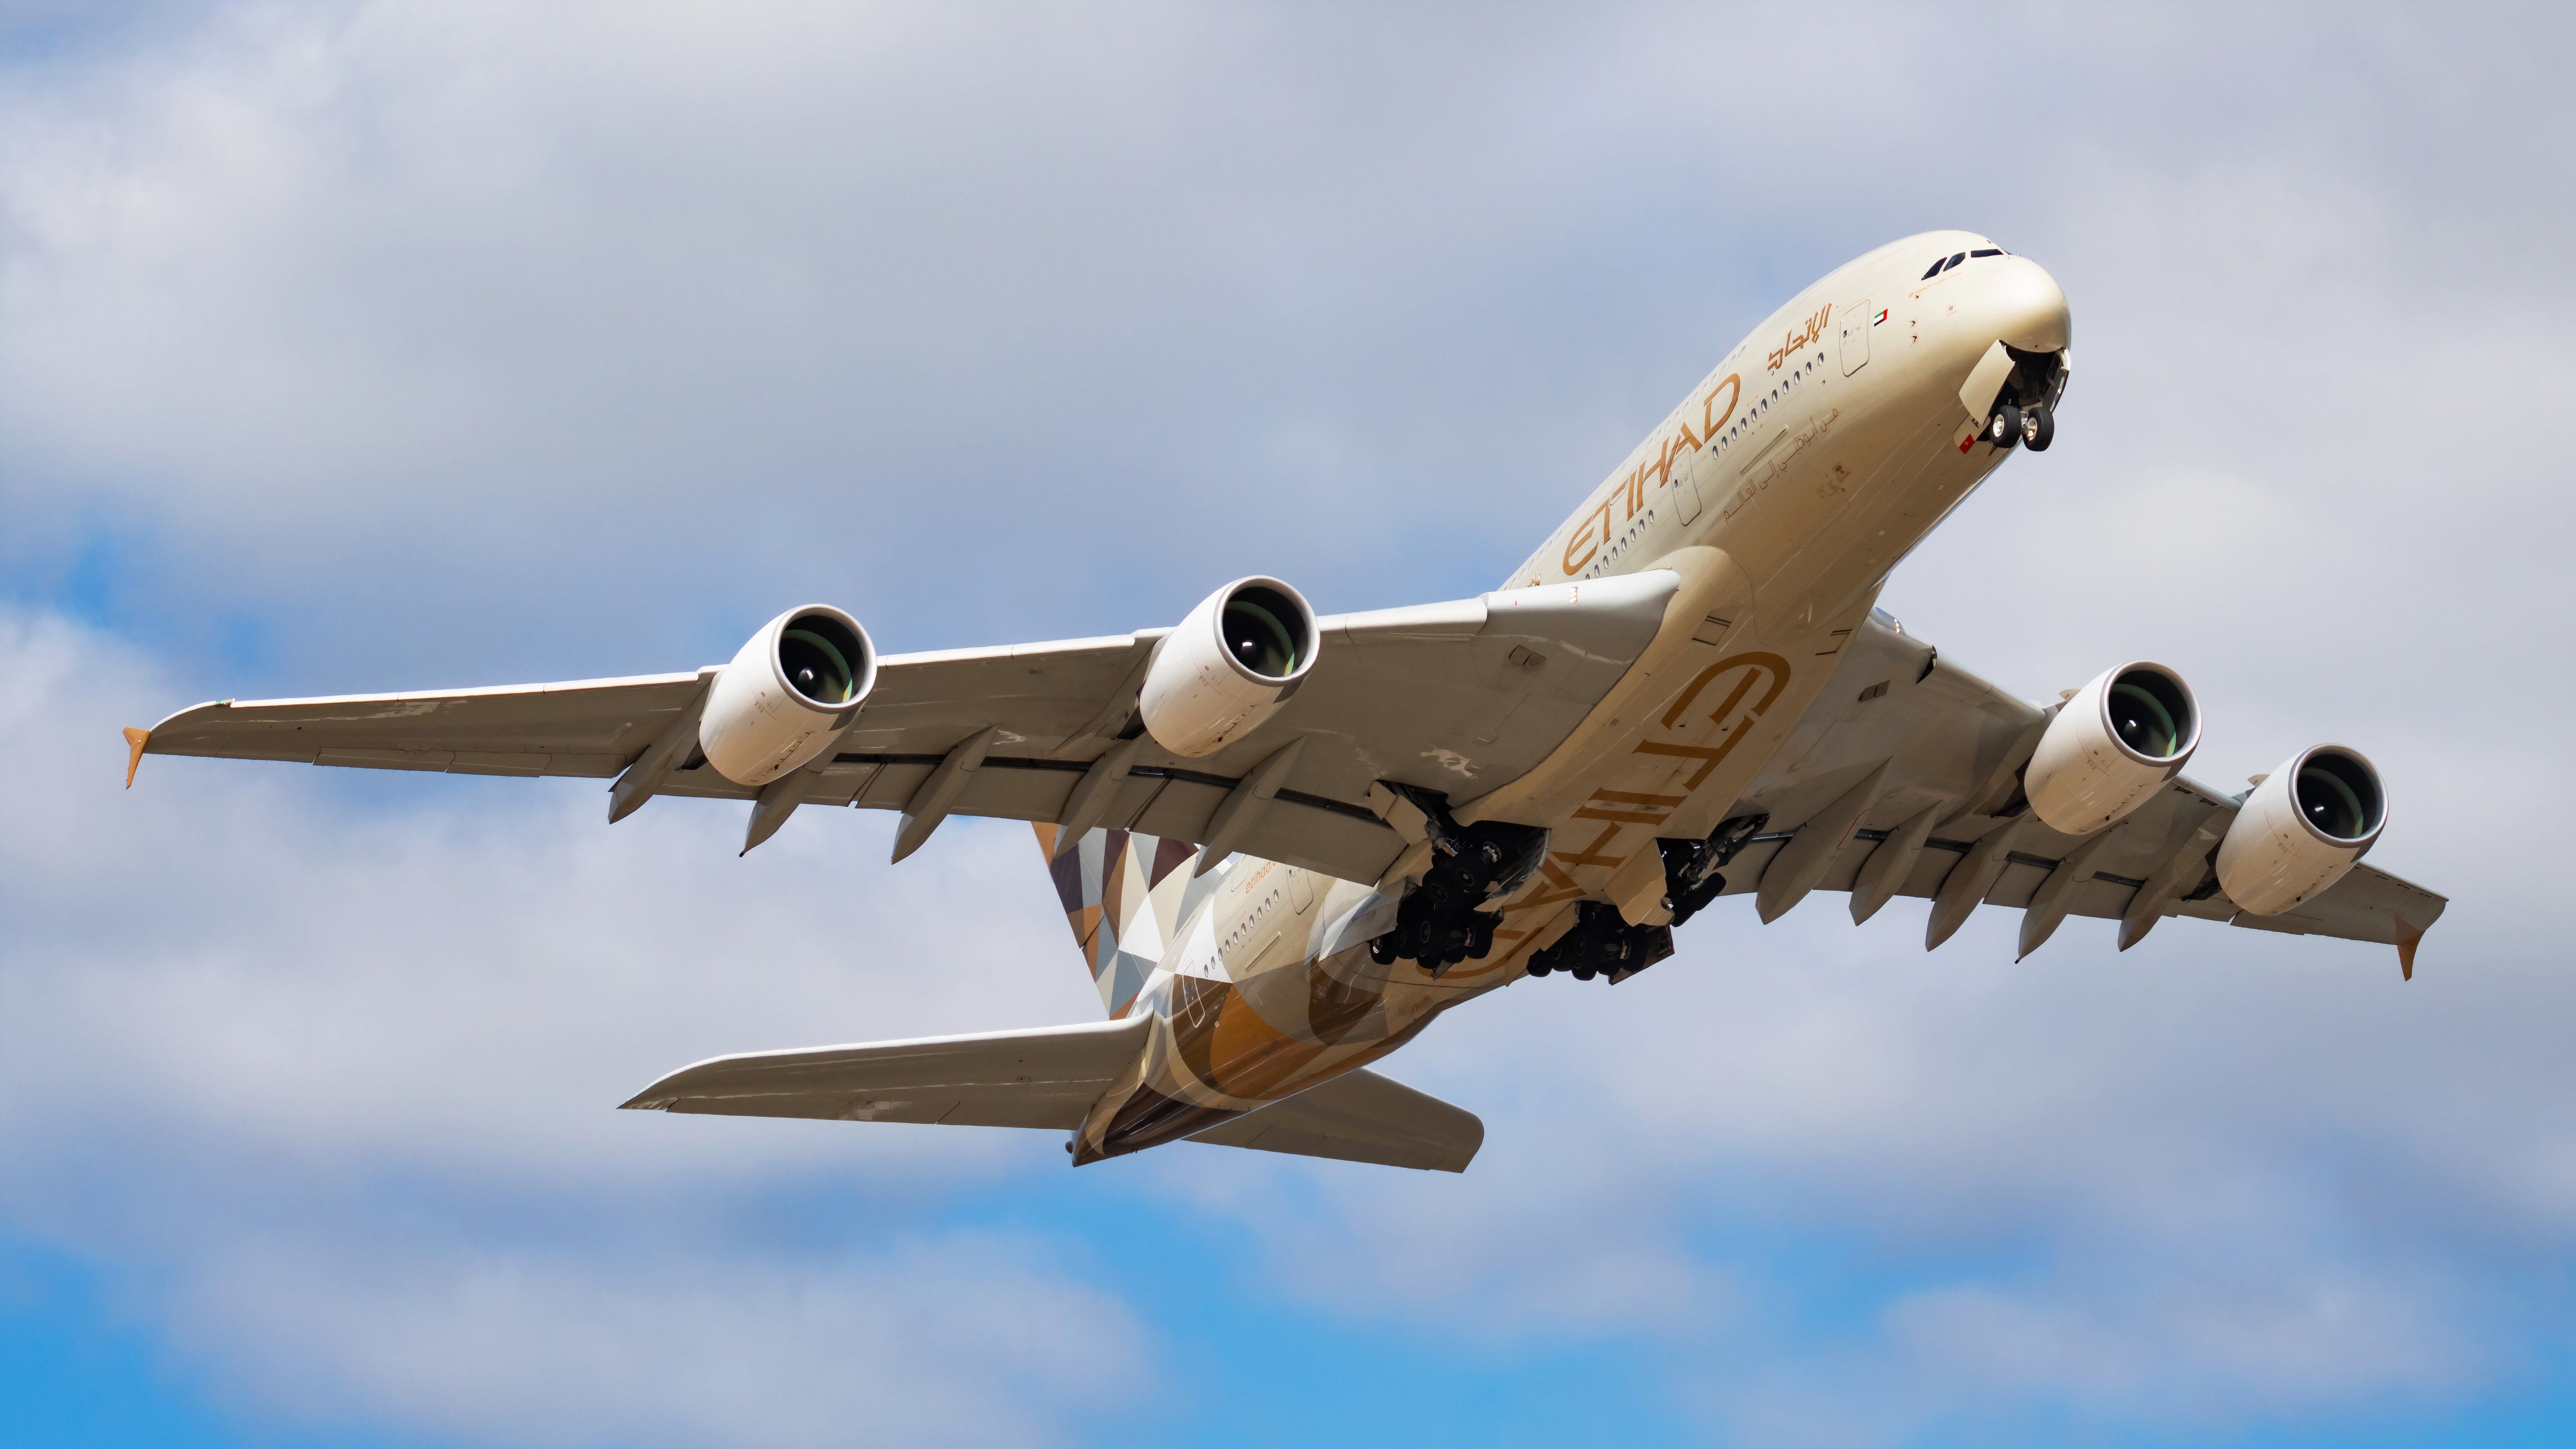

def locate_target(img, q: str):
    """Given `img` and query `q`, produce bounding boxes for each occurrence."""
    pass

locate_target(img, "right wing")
[137,575,1680,882]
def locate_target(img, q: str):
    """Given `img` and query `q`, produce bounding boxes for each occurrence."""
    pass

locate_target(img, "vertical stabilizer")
[1034,824,1214,1016]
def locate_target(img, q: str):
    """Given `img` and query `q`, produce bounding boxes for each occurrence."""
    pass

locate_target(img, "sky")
[2,3,2572,1445]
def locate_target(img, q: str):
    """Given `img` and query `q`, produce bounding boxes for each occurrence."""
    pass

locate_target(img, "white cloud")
[168,1234,1141,1449]
[0,605,1142,1444]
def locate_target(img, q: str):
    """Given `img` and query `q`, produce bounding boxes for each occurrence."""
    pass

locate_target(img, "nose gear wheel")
[2022,402,2055,451]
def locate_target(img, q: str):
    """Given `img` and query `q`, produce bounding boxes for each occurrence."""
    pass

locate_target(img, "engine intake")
[2216,745,2385,915]
[699,604,877,786]
[2025,662,2200,834]
[1138,577,1319,757]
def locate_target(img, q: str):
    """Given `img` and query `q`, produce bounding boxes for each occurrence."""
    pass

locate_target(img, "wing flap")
[1186,1067,1483,1173]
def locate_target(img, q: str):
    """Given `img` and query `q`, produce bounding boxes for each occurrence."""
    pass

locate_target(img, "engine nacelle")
[698,605,877,786]
[2025,661,2200,834]
[2216,745,2385,915]
[1138,577,1319,758]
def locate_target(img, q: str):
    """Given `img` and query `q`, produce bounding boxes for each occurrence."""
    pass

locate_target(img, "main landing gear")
[1366,785,1549,975]
[1525,813,1770,986]
[1526,901,1671,984]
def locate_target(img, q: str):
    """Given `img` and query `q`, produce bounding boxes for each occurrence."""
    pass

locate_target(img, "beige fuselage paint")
[1074,231,2073,1164]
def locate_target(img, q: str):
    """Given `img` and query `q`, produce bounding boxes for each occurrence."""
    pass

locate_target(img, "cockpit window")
[1925,247,2010,278]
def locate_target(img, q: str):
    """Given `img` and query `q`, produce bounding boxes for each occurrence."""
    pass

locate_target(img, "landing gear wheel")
[2021,403,2054,452]
[1984,404,2023,450]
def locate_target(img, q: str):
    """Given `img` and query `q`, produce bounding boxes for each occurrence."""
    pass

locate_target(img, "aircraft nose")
[1987,256,2071,353]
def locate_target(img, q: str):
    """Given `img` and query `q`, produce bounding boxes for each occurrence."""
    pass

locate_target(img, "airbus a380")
[129,232,2445,1172]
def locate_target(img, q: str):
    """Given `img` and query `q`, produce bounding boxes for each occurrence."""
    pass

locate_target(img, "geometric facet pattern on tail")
[1034,823,1209,1018]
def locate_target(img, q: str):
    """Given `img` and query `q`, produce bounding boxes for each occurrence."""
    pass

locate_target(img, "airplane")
[125,231,2446,1174]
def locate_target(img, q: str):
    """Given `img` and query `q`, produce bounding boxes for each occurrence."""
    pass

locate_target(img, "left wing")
[135,575,1679,882]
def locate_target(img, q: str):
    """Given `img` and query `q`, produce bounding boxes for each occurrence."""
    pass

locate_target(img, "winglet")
[122,727,150,789]
[2395,916,2425,982]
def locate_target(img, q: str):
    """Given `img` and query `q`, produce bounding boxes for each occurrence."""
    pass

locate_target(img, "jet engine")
[2216,745,2385,915]
[698,604,877,786]
[1138,577,1319,757]
[2025,662,2200,834]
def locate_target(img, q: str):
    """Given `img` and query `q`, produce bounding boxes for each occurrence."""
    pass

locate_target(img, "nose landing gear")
[1984,404,2023,449]
[1981,401,2055,452]
[1979,342,2065,454]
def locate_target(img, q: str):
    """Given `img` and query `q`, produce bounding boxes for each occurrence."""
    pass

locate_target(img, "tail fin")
[1034,824,1211,1017]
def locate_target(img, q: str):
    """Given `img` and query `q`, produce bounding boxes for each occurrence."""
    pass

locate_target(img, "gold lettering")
[1550,824,1627,871]
[1630,737,1736,791]
[1561,523,1597,573]
[1700,373,1741,435]
[1504,858,1590,913]
[1660,651,1794,728]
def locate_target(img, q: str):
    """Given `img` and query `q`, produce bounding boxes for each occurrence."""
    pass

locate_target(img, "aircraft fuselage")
[1075,231,2074,1163]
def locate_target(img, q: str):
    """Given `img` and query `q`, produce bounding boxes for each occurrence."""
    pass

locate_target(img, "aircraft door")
[1676,443,1707,524]
[1839,299,1872,376]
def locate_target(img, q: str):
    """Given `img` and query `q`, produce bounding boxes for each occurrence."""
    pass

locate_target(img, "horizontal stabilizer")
[1188,1068,1483,1173]
[622,1018,1483,1172]
[621,1016,1149,1130]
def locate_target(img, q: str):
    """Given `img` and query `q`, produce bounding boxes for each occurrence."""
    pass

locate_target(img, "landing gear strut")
[1656,812,1769,929]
